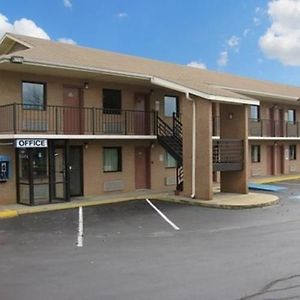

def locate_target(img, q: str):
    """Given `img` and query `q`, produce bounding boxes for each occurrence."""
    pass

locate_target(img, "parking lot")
[1,181,300,300]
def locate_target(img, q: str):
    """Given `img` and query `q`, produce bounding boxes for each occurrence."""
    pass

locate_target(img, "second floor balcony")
[0,103,157,136]
[213,116,300,138]
[248,118,300,138]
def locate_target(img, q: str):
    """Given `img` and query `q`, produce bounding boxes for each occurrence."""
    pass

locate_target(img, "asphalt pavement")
[1,181,300,300]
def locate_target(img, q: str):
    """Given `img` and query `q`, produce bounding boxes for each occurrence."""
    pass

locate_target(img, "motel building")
[0,33,300,206]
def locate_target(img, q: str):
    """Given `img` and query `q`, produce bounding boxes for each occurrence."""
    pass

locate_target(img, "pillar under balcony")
[182,96,213,200]
[219,104,249,194]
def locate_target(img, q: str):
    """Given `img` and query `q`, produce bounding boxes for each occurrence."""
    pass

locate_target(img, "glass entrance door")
[54,147,66,200]
[17,148,49,205]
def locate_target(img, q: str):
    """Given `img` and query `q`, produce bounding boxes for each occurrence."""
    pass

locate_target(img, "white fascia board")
[150,77,259,105]
[0,134,157,140]
[212,84,300,101]
[248,136,300,141]
[23,59,152,81]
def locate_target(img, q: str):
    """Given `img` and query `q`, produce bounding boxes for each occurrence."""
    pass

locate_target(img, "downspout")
[186,92,196,198]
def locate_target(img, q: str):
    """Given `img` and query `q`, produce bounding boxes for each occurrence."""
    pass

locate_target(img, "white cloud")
[187,61,207,69]
[259,0,300,66]
[58,37,76,45]
[217,51,228,67]
[253,16,261,26]
[243,28,250,37]
[255,6,262,13]
[116,12,128,18]
[227,35,240,48]
[63,0,72,8]
[0,13,50,39]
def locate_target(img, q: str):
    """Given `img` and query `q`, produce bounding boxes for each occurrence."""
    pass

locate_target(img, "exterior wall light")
[228,113,233,119]
[155,100,160,112]
[84,82,89,89]
[10,56,24,64]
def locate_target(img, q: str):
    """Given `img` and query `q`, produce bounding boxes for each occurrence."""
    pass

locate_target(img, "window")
[288,109,296,124]
[103,89,121,114]
[164,95,178,117]
[251,145,261,163]
[165,151,177,168]
[289,145,297,160]
[22,82,46,110]
[103,147,122,172]
[20,148,48,179]
[250,105,260,120]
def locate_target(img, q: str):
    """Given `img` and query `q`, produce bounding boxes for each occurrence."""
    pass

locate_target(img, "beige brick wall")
[0,144,16,204]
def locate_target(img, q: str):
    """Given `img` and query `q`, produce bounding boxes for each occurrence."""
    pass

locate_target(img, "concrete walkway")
[0,189,279,219]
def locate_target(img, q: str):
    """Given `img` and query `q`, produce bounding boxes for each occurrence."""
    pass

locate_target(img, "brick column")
[182,96,213,200]
[220,104,249,194]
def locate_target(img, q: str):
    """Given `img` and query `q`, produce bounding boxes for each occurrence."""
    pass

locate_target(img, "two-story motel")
[0,33,300,206]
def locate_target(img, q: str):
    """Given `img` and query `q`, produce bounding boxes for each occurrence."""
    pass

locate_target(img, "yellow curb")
[0,210,18,219]
[252,174,300,184]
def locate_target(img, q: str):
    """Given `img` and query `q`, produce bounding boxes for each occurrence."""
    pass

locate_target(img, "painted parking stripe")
[77,206,83,247]
[146,199,180,231]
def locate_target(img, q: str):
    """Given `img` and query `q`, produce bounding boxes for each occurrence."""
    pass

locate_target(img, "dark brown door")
[276,145,284,174]
[267,145,274,175]
[278,109,284,137]
[63,87,81,134]
[134,93,150,135]
[135,146,150,189]
[69,146,83,197]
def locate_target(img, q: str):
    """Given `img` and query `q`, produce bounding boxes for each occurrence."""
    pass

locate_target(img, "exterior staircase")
[157,114,183,191]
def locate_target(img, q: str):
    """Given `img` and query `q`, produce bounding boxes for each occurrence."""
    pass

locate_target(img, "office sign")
[15,139,48,148]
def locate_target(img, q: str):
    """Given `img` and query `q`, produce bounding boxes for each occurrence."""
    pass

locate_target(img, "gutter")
[186,92,196,199]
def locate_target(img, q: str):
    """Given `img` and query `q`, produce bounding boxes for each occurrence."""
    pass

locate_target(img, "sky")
[1,0,300,86]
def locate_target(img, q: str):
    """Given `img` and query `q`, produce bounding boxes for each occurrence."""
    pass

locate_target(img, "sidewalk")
[0,189,279,219]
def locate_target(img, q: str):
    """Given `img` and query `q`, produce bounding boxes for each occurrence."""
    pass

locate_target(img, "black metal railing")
[0,103,157,135]
[212,116,300,138]
[213,139,243,171]
[157,116,182,164]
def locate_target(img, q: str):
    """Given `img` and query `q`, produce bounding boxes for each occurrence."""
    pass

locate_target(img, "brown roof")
[1,33,300,102]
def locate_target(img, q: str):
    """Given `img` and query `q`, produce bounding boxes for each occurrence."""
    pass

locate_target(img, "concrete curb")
[0,192,280,219]
[158,196,280,209]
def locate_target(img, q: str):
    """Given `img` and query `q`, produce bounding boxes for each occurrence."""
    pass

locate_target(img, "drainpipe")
[186,92,196,199]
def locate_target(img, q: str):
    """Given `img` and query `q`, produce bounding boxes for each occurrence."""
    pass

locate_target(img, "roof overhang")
[211,84,300,102]
[151,77,260,105]
[0,56,259,105]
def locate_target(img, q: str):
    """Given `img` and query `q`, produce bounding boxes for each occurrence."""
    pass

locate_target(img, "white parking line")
[146,199,180,231]
[77,206,83,247]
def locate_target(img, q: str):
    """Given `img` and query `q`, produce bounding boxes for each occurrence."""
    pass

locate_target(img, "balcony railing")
[212,116,300,138]
[248,118,300,137]
[0,103,157,136]
[213,139,243,171]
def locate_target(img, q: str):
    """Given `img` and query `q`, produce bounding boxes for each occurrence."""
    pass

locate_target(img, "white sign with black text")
[15,139,48,148]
